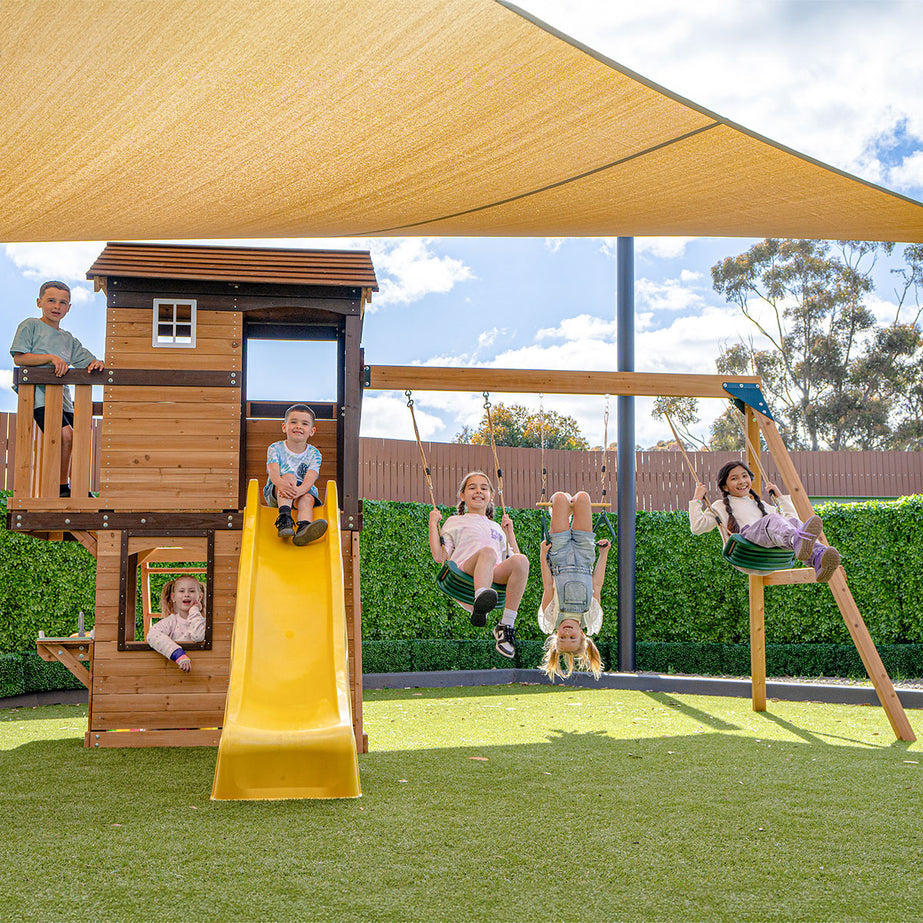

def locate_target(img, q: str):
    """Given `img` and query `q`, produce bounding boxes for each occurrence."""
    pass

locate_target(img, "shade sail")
[2,0,922,243]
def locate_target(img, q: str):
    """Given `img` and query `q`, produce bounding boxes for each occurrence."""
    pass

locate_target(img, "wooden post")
[757,412,916,742]
[40,385,64,498]
[749,575,767,711]
[70,385,93,498]
[13,385,35,499]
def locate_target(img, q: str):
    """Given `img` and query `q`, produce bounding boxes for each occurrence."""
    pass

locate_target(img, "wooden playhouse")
[9,242,376,750]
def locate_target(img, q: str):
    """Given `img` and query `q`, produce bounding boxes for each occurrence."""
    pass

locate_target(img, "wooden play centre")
[12,242,373,751]
[8,242,915,759]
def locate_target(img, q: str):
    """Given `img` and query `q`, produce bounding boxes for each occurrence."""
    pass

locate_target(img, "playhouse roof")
[87,242,379,291]
[2,0,922,243]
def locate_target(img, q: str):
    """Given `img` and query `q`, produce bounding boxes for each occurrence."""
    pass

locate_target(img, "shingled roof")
[86,242,378,290]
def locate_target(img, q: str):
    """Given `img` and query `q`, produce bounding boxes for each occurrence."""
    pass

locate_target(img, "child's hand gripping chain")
[689,461,841,582]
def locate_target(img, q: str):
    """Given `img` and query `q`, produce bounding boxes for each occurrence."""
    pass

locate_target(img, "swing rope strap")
[731,406,784,512]
[483,391,506,517]
[599,394,609,504]
[406,390,439,512]
[663,409,728,542]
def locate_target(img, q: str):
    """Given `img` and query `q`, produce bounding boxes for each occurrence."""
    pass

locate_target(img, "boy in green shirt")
[10,280,104,497]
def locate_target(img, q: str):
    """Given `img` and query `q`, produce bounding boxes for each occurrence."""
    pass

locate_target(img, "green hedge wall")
[0,493,97,652]
[3,492,923,678]
[359,497,923,647]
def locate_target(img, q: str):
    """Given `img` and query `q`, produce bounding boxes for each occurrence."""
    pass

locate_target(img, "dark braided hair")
[716,461,768,534]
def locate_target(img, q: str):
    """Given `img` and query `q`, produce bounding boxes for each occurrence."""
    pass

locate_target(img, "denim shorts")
[263,481,320,507]
[547,528,595,615]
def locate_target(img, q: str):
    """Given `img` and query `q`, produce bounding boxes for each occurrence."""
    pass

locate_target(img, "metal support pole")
[616,237,636,672]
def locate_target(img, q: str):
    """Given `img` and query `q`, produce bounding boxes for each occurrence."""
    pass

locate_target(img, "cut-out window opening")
[118,532,214,652]
[153,299,197,347]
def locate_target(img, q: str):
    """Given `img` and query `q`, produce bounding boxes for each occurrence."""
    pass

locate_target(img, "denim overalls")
[547,528,596,627]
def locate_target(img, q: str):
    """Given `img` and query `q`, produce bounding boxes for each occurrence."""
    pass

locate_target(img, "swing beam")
[366,366,760,398]
[374,364,915,742]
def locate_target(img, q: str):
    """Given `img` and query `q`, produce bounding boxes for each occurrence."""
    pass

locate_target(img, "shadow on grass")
[640,690,740,732]
[2,694,921,923]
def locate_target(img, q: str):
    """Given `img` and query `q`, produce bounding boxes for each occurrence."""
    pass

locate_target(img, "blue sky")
[3,0,922,449]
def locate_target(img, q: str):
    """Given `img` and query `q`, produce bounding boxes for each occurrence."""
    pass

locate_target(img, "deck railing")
[9,370,102,508]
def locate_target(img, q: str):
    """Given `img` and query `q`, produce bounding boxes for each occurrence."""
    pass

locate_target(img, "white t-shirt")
[538,593,603,635]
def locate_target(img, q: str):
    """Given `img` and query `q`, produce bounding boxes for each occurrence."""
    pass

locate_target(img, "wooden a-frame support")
[743,405,915,742]
[365,365,917,742]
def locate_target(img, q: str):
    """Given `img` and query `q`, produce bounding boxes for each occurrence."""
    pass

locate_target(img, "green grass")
[2,687,922,922]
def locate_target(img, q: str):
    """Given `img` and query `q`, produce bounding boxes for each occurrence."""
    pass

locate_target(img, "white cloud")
[887,151,923,197]
[636,277,708,315]
[410,294,774,448]
[369,239,474,310]
[634,238,696,260]
[0,369,12,393]
[5,242,103,303]
[536,314,616,341]
[5,242,105,281]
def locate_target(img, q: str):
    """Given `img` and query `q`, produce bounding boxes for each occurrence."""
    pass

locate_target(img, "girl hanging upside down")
[538,490,608,681]
[689,460,841,582]
[429,471,529,659]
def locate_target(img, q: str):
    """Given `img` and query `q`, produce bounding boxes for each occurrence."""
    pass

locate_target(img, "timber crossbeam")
[364,365,761,399]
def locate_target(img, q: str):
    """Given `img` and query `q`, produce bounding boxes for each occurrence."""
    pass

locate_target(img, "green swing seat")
[722,533,796,574]
[436,561,507,609]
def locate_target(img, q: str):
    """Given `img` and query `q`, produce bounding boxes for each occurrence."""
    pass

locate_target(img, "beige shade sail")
[2,0,922,244]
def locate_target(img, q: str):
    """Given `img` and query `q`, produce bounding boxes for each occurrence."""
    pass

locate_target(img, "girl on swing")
[689,460,841,582]
[429,471,529,658]
[538,490,608,681]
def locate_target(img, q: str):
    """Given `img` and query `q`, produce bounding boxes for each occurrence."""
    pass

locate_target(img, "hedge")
[0,493,97,651]
[3,491,923,686]
[359,496,923,647]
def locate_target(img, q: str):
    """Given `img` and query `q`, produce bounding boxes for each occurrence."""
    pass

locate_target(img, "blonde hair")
[456,470,496,519]
[159,576,205,617]
[539,633,603,682]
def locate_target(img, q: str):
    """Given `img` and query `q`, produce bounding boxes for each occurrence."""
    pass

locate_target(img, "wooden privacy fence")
[361,439,923,510]
[2,413,921,510]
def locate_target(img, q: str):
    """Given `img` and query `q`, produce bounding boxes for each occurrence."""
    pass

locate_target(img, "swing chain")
[405,389,413,408]
[600,394,610,501]
[539,392,546,502]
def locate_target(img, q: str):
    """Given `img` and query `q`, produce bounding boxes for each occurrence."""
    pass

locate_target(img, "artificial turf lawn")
[1,686,922,923]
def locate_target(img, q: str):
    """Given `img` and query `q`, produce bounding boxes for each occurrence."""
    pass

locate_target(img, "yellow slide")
[212,480,360,800]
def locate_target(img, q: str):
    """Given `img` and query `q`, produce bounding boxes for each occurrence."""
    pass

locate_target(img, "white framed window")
[153,299,197,347]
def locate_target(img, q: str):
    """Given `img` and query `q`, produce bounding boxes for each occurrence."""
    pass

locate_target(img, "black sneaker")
[293,519,328,547]
[59,484,71,498]
[493,623,516,659]
[275,512,295,538]
[471,588,498,627]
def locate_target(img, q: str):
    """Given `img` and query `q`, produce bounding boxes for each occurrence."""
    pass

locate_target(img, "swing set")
[406,388,615,610]
[371,363,915,742]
